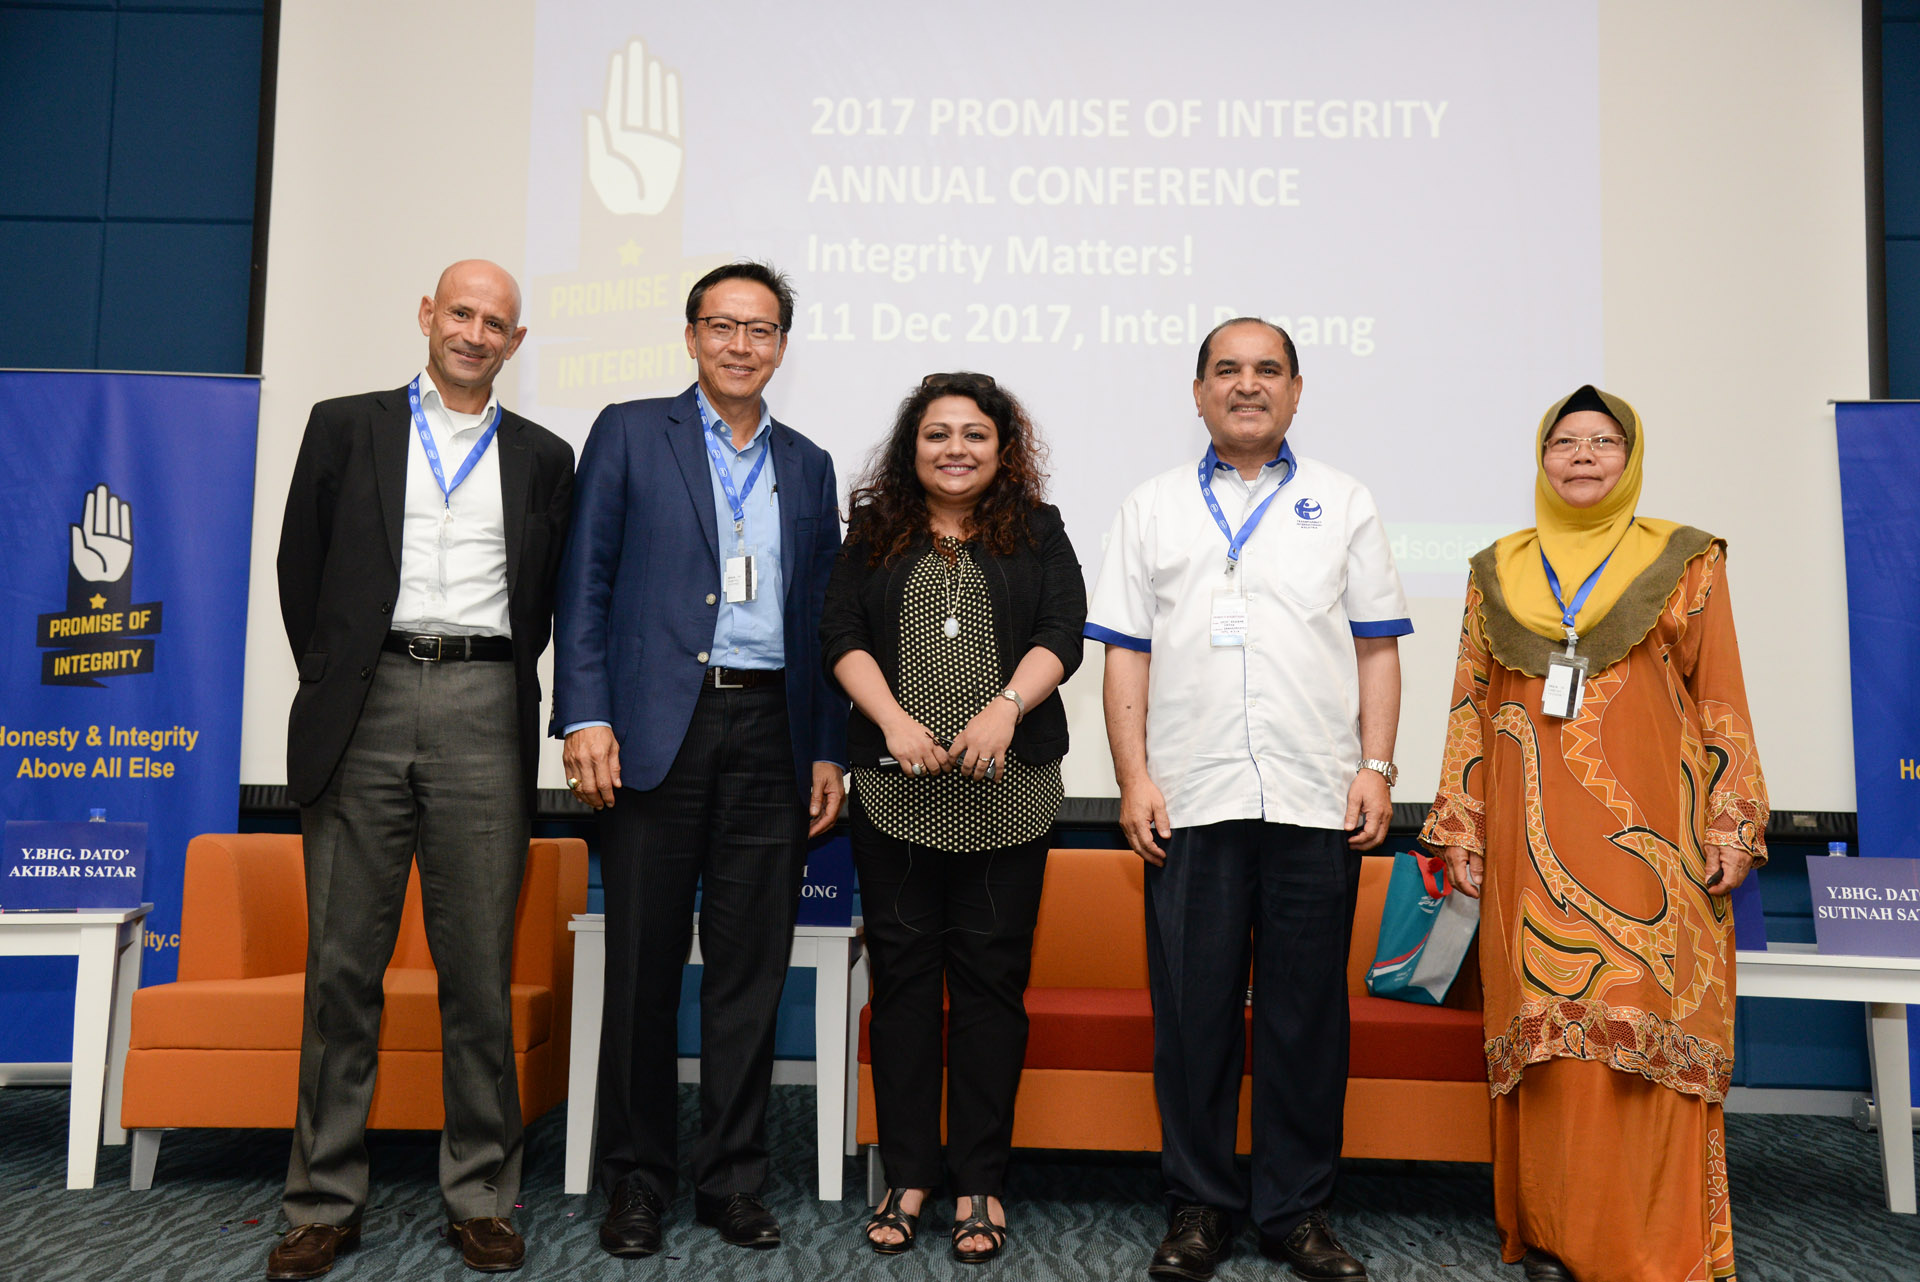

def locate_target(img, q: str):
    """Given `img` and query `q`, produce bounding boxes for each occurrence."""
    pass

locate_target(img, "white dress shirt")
[1086,442,1412,831]
[391,369,512,637]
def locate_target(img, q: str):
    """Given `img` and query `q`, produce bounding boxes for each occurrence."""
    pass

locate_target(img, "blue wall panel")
[1887,238,1920,400]
[0,221,104,367]
[108,11,263,221]
[97,220,254,371]
[0,9,116,218]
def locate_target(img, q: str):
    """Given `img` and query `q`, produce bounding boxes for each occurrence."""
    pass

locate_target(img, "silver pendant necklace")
[942,542,962,638]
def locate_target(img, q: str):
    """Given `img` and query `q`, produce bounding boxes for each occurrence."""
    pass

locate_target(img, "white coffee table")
[565,914,866,1200]
[1737,945,1920,1213]
[0,904,151,1188]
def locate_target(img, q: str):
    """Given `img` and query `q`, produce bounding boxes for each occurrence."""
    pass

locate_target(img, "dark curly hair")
[846,372,1050,566]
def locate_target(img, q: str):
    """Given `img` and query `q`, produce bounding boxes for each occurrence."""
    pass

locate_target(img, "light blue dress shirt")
[696,386,785,669]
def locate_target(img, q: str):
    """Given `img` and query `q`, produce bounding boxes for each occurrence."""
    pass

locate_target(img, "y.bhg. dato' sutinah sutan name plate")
[1806,856,1920,959]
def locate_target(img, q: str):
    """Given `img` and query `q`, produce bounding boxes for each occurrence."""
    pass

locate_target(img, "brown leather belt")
[383,631,514,662]
[704,666,783,689]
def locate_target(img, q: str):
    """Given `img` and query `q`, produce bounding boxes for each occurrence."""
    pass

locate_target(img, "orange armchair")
[855,849,1490,1190]
[120,832,588,1189]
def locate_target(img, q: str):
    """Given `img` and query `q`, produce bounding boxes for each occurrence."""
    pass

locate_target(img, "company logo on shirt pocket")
[1293,497,1323,525]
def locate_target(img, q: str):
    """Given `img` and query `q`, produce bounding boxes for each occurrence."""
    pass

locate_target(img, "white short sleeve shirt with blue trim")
[1085,444,1412,832]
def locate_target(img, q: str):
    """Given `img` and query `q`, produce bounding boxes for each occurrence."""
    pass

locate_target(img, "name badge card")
[724,553,757,604]
[2,820,148,911]
[1806,856,1920,958]
[1210,590,1248,647]
[1542,653,1589,719]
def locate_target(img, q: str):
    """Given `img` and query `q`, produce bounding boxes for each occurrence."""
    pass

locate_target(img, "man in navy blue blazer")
[552,261,846,1257]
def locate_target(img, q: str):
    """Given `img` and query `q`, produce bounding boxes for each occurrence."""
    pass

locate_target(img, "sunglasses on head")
[920,371,997,393]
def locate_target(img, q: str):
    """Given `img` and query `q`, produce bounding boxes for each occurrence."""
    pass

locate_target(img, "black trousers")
[285,651,528,1226]
[1145,820,1360,1237]
[852,801,1050,1195]
[595,681,808,1201]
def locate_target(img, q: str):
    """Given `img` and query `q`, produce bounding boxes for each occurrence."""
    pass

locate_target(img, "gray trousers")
[282,649,528,1226]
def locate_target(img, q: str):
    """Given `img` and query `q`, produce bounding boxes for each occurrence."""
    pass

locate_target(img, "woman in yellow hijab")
[1423,386,1769,1282]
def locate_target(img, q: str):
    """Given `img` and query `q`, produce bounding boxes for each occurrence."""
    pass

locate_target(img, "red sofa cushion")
[857,988,1486,1082]
[1346,994,1485,1082]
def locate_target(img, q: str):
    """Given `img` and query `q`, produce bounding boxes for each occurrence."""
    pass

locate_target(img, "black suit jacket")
[276,385,575,807]
[818,502,1086,767]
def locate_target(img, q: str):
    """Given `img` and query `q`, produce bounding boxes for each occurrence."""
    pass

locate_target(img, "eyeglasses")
[921,371,997,392]
[1544,434,1627,456]
[695,316,784,346]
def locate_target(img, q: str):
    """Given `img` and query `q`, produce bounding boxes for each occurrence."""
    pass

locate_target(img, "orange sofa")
[120,832,588,1189]
[855,849,1490,1187]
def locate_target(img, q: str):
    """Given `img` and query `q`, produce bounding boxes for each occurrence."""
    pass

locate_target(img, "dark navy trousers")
[1144,819,1361,1238]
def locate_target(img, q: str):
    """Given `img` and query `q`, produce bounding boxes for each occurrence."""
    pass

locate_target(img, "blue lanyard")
[695,393,770,536]
[407,376,500,506]
[1540,548,1615,647]
[1197,446,1288,571]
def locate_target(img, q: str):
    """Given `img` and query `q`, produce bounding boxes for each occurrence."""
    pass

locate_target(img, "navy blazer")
[551,385,847,793]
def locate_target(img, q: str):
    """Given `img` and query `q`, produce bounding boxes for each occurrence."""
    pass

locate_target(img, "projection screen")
[242,0,1869,812]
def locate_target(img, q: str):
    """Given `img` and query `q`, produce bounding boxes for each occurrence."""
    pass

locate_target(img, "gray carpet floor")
[1,1085,1914,1281]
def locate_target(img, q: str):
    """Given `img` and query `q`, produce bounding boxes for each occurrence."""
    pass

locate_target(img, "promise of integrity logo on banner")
[0,371,259,1063]
[38,484,165,686]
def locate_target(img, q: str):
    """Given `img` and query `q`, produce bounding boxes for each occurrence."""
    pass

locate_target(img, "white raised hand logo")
[70,483,133,583]
[586,40,684,216]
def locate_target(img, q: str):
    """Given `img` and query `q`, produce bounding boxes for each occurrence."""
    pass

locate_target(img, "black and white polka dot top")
[853,538,1062,851]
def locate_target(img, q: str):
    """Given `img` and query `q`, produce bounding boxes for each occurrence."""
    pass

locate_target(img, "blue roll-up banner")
[0,371,258,1064]
[1834,401,1920,1093]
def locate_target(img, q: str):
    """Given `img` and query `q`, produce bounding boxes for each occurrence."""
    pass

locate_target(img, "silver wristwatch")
[1358,758,1399,786]
[998,688,1025,722]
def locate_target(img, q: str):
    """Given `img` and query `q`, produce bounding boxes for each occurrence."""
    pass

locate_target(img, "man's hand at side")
[1119,775,1172,866]
[564,726,622,810]
[809,762,846,837]
[1344,768,1391,850]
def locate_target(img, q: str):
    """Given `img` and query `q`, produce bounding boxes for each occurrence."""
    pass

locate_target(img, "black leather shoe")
[1265,1210,1367,1280]
[694,1191,781,1249]
[1522,1249,1576,1281]
[599,1180,665,1258]
[1148,1203,1232,1281]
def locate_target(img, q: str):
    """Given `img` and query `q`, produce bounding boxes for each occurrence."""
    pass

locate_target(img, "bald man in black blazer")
[271,260,572,1280]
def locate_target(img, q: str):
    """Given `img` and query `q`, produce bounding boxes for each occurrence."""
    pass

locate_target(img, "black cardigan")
[819,502,1087,767]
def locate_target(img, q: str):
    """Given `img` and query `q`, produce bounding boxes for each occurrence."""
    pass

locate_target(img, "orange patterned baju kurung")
[1421,535,1768,1282]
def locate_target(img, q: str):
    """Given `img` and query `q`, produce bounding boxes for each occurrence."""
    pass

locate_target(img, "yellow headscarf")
[1491,386,1681,643]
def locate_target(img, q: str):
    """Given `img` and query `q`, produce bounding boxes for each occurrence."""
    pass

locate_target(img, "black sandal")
[950,1194,1007,1264]
[863,1188,920,1255]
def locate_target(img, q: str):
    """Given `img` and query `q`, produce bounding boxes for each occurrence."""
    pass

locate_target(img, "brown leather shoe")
[265,1223,360,1280]
[447,1217,525,1273]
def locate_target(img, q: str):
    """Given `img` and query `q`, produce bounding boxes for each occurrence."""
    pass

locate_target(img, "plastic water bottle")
[88,807,105,823]
[1827,840,1847,857]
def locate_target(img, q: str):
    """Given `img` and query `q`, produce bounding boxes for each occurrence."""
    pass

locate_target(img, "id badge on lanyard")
[1198,450,1285,648]
[724,544,757,603]
[1539,544,1616,720]
[1210,582,1249,647]
[699,394,769,606]
[1542,651,1589,719]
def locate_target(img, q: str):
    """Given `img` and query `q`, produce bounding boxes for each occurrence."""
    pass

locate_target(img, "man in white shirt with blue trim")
[1087,318,1410,1282]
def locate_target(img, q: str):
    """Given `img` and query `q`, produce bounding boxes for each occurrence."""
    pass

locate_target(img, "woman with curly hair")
[819,372,1086,1264]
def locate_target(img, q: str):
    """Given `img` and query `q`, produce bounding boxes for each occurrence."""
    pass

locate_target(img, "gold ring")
[566,777,581,789]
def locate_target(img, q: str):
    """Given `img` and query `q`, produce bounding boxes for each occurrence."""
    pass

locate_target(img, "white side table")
[1737,946,1920,1214]
[565,914,866,1200]
[0,904,151,1189]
